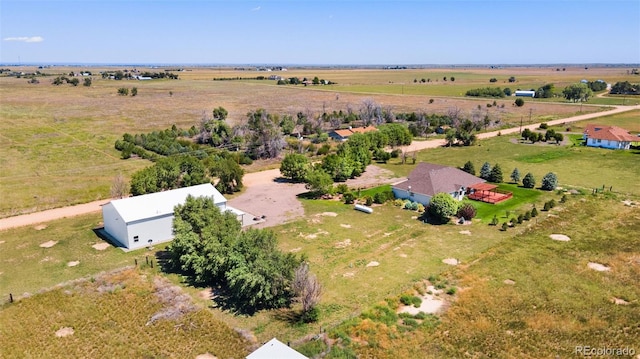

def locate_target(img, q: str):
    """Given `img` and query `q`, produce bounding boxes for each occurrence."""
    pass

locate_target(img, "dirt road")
[400,105,639,152]
[1,104,637,231]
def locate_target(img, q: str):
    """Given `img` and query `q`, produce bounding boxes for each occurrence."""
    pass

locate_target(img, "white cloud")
[3,36,44,43]
[251,6,261,11]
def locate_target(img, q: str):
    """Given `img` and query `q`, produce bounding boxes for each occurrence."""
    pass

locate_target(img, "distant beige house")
[583,124,638,150]
[328,125,377,141]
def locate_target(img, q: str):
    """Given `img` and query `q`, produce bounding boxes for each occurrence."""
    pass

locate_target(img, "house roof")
[246,338,308,359]
[393,162,485,197]
[583,124,638,142]
[331,126,378,139]
[107,183,226,223]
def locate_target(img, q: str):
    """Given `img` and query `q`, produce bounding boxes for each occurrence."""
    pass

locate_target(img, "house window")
[133,236,139,243]
[597,139,601,143]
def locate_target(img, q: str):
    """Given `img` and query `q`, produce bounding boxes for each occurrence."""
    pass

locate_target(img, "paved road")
[1,104,638,231]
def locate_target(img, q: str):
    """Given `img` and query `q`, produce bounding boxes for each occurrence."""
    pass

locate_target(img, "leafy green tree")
[562,83,593,102]
[480,162,492,180]
[378,123,412,146]
[544,129,556,142]
[304,169,333,196]
[83,77,92,87]
[280,153,310,182]
[535,84,555,98]
[541,172,558,191]
[553,132,564,144]
[322,153,356,181]
[280,115,296,135]
[428,193,460,223]
[503,88,512,96]
[522,172,536,188]
[521,128,532,140]
[489,163,503,183]
[462,161,476,175]
[69,77,80,86]
[210,157,244,193]
[514,98,525,107]
[510,168,521,184]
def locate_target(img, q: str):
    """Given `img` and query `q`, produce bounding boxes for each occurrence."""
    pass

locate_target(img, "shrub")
[457,203,477,220]
[364,195,373,206]
[403,199,413,209]
[316,144,331,156]
[541,172,558,191]
[560,194,568,203]
[428,193,460,223]
[411,296,422,307]
[390,149,401,158]
[300,307,320,323]
[410,201,419,211]
[501,222,508,231]
[416,203,425,213]
[490,215,499,226]
[549,199,556,208]
[373,192,387,204]
[393,199,405,207]
[335,183,349,194]
[517,214,524,224]
[531,206,538,217]
[514,98,525,107]
[522,172,536,188]
[399,294,413,306]
[343,192,355,204]
[524,211,531,221]
[543,201,551,211]
[539,123,549,129]
[446,287,457,295]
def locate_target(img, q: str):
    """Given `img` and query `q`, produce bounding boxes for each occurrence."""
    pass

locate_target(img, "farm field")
[1,65,639,357]
[2,66,636,217]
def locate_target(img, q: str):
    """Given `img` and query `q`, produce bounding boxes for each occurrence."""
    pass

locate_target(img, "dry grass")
[0,268,250,358]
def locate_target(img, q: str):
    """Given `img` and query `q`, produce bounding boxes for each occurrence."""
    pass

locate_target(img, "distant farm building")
[328,125,377,141]
[101,184,246,250]
[514,90,536,97]
[583,124,638,150]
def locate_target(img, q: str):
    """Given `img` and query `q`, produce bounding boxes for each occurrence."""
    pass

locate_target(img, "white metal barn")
[102,183,228,250]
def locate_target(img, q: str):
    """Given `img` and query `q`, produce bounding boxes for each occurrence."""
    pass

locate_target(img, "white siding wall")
[586,138,628,150]
[126,214,175,251]
[392,188,432,206]
[102,203,129,248]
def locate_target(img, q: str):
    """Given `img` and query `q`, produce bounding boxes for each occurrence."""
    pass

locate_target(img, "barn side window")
[133,236,139,243]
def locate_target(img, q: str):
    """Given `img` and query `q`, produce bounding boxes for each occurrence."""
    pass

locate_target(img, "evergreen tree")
[510,168,521,184]
[489,163,503,183]
[522,172,536,188]
[480,162,492,180]
[462,161,476,175]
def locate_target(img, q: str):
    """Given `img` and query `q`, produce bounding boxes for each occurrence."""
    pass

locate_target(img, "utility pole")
[519,116,523,135]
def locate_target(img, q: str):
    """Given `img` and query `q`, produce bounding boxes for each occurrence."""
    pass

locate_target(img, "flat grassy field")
[0,268,250,358]
[2,66,630,217]
[328,195,640,358]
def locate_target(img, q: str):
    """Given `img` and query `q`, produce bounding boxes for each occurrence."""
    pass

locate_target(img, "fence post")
[146,256,149,265]
[9,293,13,303]
[151,260,154,269]
[135,258,138,266]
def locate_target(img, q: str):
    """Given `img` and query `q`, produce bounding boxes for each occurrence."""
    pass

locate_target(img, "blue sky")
[1,0,639,65]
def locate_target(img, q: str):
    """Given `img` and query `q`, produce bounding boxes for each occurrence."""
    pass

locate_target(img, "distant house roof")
[583,124,637,142]
[393,163,485,196]
[107,183,226,223]
[330,126,378,140]
[246,338,308,359]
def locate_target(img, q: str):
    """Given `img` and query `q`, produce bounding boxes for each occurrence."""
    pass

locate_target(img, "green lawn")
[379,134,640,196]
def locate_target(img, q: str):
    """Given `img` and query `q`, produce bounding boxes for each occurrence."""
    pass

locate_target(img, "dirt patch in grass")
[195,354,218,359]
[34,224,47,231]
[91,242,110,251]
[340,223,352,228]
[335,239,352,249]
[587,262,610,272]
[320,212,338,217]
[67,261,80,267]
[611,297,630,305]
[55,327,74,338]
[550,234,571,241]
[503,279,516,285]
[366,261,380,267]
[459,230,471,235]
[39,240,57,248]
